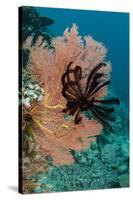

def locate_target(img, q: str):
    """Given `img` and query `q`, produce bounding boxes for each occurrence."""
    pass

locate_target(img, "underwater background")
[20,7,129,193]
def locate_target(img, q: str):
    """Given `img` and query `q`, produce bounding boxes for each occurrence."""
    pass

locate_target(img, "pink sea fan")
[24,24,111,107]
[23,24,111,166]
[28,104,102,165]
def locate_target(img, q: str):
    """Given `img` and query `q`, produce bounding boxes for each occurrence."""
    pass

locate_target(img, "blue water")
[36,7,129,106]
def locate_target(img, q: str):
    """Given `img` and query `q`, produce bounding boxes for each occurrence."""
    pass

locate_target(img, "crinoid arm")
[88,106,112,130]
[61,63,81,99]
[88,80,111,98]
[75,109,82,124]
[93,97,120,105]
[85,62,107,96]
[88,96,120,130]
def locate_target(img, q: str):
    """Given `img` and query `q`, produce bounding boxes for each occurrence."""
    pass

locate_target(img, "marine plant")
[22,24,119,166]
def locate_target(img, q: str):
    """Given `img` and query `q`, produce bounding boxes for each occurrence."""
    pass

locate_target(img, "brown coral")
[23,24,112,166]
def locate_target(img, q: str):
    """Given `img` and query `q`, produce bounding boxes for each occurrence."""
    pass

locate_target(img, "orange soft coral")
[23,24,111,166]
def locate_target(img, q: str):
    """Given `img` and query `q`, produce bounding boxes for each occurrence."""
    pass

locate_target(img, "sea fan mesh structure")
[23,24,111,166]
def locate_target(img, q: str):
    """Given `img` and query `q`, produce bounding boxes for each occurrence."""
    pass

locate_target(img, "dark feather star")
[61,61,120,129]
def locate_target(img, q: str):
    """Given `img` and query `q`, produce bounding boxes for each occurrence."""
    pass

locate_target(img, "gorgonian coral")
[23,24,117,166]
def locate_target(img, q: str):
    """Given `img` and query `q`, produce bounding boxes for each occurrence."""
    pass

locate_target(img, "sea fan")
[23,24,116,166]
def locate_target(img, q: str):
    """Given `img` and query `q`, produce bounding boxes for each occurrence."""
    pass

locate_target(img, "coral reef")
[21,24,127,193]
[21,69,44,108]
[22,24,115,166]
[34,103,128,192]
